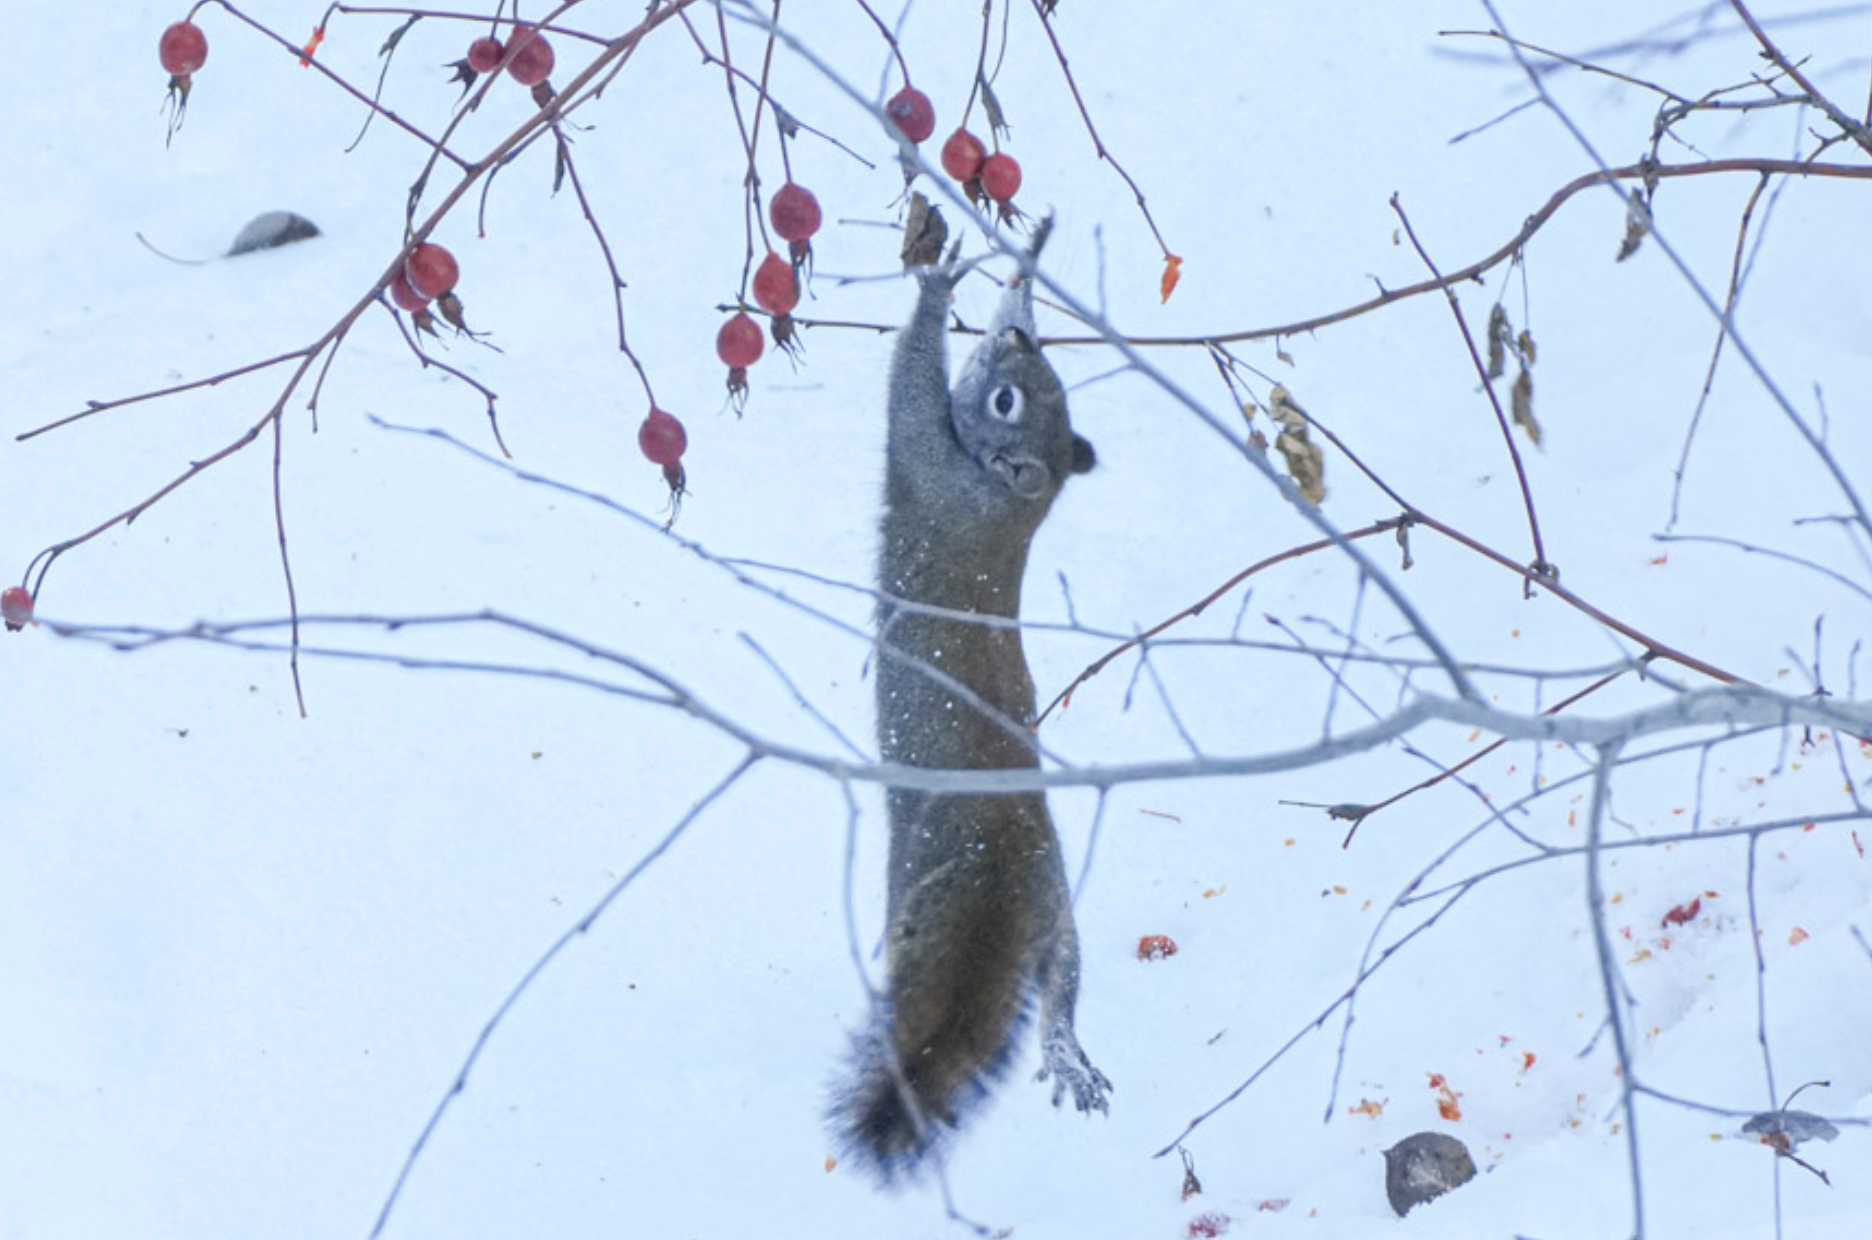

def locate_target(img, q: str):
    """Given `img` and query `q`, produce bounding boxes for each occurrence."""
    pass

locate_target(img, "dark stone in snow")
[1383,1131,1477,1217]
[227,211,321,256]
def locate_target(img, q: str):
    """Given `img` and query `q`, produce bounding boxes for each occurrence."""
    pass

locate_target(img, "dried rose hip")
[1,586,33,631]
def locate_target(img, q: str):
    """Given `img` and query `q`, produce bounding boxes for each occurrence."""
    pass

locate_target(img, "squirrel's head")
[950,271,1096,507]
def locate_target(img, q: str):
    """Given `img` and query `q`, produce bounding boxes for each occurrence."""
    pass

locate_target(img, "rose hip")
[404,243,460,300]
[160,21,209,77]
[506,26,554,86]
[752,251,800,317]
[980,153,1022,203]
[769,183,823,244]
[717,312,764,369]
[940,129,986,182]
[467,37,505,74]
[885,86,935,143]
[638,408,688,467]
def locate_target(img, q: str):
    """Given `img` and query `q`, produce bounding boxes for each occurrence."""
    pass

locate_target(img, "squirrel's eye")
[990,385,1024,422]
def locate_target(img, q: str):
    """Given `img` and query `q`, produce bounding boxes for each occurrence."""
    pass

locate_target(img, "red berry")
[752,251,800,317]
[2,586,33,631]
[467,37,505,74]
[160,21,209,77]
[716,312,764,369]
[638,408,688,467]
[404,243,459,299]
[980,152,1022,203]
[885,86,935,143]
[506,26,555,86]
[769,182,822,244]
[388,271,430,313]
[940,128,986,181]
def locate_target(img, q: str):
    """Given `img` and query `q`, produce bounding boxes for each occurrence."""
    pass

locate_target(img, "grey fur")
[834,237,1106,1181]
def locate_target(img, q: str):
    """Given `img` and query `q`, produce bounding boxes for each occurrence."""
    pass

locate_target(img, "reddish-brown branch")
[1026,0,1174,260]
[381,301,511,457]
[1390,193,1551,584]
[331,5,609,43]
[270,411,307,717]
[851,0,911,82]
[1728,0,1872,157]
[1034,517,1409,727]
[21,0,703,698]
[18,350,305,441]
[1670,173,1771,525]
[1339,659,1643,846]
[1039,496,1744,737]
[212,1,472,168]
[551,127,657,406]
[1040,159,1872,348]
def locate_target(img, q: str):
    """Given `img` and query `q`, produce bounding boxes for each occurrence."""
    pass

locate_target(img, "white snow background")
[4,2,1871,1238]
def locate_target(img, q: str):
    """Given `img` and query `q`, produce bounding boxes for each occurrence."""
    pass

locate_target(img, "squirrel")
[834,216,1109,1180]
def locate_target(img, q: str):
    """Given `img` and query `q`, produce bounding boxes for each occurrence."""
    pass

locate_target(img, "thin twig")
[1391,193,1551,584]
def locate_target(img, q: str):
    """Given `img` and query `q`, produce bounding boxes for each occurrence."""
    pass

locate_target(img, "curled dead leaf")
[1161,254,1185,303]
[1511,367,1541,446]
[1267,385,1326,503]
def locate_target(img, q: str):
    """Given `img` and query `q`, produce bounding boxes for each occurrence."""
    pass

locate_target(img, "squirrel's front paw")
[1037,1029,1112,1115]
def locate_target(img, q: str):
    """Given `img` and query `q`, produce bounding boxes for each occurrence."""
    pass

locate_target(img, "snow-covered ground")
[4,3,1869,1237]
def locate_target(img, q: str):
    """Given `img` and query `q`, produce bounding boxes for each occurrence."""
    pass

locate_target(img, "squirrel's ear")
[1070,433,1097,475]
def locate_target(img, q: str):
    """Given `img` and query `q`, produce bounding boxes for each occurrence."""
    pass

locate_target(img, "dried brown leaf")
[979,76,1009,139]
[1268,385,1326,503]
[1511,366,1541,447]
[1486,304,1511,380]
[901,193,948,269]
[1616,196,1651,262]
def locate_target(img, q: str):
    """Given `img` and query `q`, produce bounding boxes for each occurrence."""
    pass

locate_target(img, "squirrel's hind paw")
[1038,1030,1112,1115]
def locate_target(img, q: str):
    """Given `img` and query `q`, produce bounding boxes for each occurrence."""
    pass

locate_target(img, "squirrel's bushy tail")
[833,868,1040,1181]
[833,1000,1030,1183]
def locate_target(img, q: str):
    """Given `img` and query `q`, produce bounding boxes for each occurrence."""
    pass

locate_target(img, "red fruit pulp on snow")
[638,409,688,467]
[769,183,822,243]
[506,27,555,86]
[404,243,459,299]
[980,153,1022,203]
[752,251,799,317]
[388,271,430,313]
[940,129,986,181]
[2,586,33,630]
[467,37,505,74]
[885,87,935,143]
[716,312,764,369]
[160,21,209,77]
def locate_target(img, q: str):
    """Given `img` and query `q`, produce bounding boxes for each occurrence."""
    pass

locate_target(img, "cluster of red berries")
[940,127,1021,207]
[884,86,1023,211]
[386,241,462,326]
[711,177,821,401]
[463,26,555,89]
